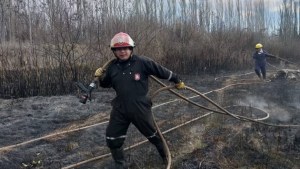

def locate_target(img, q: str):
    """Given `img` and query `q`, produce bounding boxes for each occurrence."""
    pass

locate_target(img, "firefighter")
[253,43,276,80]
[95,32,185,168]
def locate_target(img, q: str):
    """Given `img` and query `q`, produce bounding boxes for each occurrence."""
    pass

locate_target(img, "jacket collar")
[115,55,137,69]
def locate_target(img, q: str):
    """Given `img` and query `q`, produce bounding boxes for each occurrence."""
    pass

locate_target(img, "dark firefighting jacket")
[99,55,180,139]
[252,50,275,67]
[100,54,180,98]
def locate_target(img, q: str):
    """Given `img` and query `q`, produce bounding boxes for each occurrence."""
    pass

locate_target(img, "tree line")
[0,0,299,98]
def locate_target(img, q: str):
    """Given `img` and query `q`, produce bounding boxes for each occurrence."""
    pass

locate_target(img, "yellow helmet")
[255,43,263,49]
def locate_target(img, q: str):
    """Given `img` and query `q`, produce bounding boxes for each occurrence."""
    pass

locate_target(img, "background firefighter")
[94,32,185,168]
[252,43,276,80]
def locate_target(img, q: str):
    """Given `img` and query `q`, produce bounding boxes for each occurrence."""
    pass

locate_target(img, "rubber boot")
[255,70,262,80]
[155,142,168,165]
[149,135,168,165]
[110,148,128,169]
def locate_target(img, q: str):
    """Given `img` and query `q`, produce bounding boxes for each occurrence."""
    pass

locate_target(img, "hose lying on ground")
[62,78,300,169]
[150,76,300,128]
[62,56,300,169]
[148,76,300,169]
[2,73,299,169]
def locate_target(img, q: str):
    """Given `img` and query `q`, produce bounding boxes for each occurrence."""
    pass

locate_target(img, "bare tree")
[1,0,300,98]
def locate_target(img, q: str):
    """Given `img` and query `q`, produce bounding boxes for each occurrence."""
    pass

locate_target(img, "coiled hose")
[150,75,300,169]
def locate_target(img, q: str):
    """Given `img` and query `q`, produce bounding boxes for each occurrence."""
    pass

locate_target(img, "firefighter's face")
[113,47,132,61]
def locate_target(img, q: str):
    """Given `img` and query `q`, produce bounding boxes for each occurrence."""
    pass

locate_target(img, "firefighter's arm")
[264,50,276,58]
[142,56,185,89]
[267,53,276,58]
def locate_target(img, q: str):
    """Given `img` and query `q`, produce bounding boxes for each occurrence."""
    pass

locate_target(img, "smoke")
[291,95,300,109]
[238,96,291,122]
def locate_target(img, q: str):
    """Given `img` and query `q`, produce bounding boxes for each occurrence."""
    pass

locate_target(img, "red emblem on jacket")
[134,73,140,81]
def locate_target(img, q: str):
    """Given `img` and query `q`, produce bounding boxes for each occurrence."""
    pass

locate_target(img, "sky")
[183,0,299,34]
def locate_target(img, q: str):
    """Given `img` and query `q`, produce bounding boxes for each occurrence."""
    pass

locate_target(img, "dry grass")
[1,26,299,98]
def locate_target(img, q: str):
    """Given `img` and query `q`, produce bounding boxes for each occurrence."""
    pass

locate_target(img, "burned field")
[0,70,299,169]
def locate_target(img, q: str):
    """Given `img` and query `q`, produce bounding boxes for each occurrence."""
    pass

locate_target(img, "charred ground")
[0,69,300,169]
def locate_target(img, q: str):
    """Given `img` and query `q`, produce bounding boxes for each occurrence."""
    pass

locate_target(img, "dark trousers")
[106,97,166,165]
[255,63,266,79]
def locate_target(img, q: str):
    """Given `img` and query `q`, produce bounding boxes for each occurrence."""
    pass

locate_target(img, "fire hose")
[273,55,299,66]
[61,75,300,169]
[1,58,299,169]
[149,76,300,169]
[65,56,300,168]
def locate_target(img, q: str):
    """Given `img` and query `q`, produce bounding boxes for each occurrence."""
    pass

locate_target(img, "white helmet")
[110,32,135,49]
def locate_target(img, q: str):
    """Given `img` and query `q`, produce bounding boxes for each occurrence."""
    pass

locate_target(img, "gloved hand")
[94,67,105,77]
[175,81,185,89]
